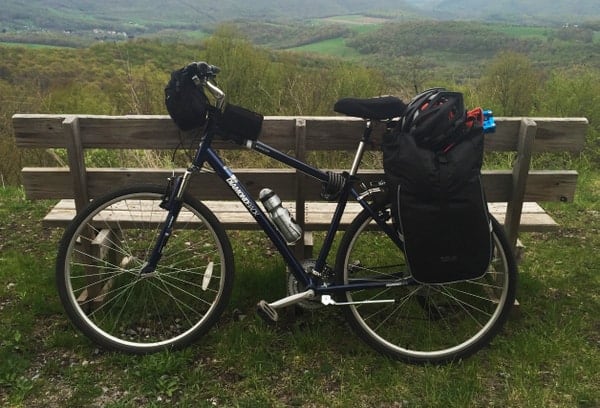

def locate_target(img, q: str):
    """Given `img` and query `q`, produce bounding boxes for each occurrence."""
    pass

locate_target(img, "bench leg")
[76,228,118,313]
[482,246,521,316]
[292,231,314,260]
[515,239,525,263]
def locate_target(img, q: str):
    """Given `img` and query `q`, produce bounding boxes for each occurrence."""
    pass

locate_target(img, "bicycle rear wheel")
[335,204,517,364]
[56,185,234,353]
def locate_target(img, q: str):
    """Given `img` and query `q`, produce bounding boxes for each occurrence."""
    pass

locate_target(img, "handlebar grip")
[187,61,220,78]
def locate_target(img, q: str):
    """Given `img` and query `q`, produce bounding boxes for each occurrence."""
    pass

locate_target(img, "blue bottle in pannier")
[382,89,493,284]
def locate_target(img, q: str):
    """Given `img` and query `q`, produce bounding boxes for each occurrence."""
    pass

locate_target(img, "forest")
[0,26,599,186]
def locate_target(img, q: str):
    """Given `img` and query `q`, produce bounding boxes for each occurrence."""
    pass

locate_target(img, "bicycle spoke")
[337,206,516,363]
[57,187,233,352]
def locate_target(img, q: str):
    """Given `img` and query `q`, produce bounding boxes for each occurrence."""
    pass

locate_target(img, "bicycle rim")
[337,208,516,363]
[56,186,233,353]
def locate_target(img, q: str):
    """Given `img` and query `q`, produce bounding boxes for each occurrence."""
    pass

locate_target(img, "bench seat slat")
[42,199,559,232]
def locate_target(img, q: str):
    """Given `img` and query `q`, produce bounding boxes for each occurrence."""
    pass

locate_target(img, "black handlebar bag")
[383,123,493,284]
[165,66,209,131]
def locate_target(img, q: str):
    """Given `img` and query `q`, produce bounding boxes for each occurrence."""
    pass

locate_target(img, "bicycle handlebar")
[187,61,220,79]
[187,61,225,108]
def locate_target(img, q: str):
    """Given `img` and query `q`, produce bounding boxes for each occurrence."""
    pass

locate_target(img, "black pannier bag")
[165,65,209,131]
[383,89,493,284]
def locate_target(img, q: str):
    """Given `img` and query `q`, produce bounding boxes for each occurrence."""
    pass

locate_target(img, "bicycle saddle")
[334,96,407,120]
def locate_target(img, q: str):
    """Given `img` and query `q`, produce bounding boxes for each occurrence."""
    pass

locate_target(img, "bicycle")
[55,62,517,364]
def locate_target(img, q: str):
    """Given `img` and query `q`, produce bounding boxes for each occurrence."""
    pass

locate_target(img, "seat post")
[362,119,373,141]
[350,120,373,176]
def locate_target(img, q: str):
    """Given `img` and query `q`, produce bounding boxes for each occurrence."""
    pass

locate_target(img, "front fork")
[140,169,194,274]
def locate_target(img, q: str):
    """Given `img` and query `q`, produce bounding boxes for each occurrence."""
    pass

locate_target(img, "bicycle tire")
[335,203,517,364]
[55,185,234,353]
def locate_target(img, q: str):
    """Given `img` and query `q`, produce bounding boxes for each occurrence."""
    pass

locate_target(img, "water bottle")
[259,188,302,244]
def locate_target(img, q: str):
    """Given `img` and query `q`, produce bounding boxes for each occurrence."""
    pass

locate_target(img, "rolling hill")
[2,0,598,36]
[0,0,417,33]
[405,0,600,23]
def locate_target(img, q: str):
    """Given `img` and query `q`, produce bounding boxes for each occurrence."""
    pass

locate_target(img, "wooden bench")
[13,114,588,258]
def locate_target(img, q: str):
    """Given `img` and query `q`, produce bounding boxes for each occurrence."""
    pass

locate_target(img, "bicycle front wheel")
[335,204,517,364]
[56,185,234,353]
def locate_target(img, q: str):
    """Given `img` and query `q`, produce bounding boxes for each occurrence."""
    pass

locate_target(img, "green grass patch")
[301,15,386,37]
[486,24,550,40]
[0,41,72,49]
[287,37,361,58]
[320,15,391,26]
[0,170,599,406]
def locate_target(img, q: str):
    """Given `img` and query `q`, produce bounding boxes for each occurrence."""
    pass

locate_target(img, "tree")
[401,56,428,95]
[479,51,540,116]
[537,66,600,165]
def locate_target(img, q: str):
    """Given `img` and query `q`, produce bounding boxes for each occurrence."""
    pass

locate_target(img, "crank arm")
[320,295,395,306]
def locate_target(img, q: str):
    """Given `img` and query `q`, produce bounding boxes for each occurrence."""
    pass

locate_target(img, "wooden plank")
[12,114,67,148]
[303,202,557,230]
[17,167,375,200]
[488,202,549,213]
[13,114,587,153]
[22,167,579,203]
[12,114,297,150]
[304,117,383,150]
[51,200,551,217]
[529,117,589,153]
[21,167,299,201]
[489,202,559,231]
[36,202,312,228]
[516,170,579,202]
[492,212,558,232]
[43,199,559,233]
[484,117,588,153]
[43,199,258,229]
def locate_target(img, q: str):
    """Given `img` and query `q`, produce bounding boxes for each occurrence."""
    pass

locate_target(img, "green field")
[0,41,70,49]
[287,37,361,58]
[320,15,391,25]
[315,14,392,35]
[486,24,550,40]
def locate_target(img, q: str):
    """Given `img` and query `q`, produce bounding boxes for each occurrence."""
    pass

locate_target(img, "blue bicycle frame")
[145,111,406,297]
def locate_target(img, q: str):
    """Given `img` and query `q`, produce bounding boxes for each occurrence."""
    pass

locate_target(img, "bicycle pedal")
[256,300,279,324]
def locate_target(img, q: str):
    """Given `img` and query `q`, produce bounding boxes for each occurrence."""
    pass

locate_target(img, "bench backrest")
[13,114,588,246]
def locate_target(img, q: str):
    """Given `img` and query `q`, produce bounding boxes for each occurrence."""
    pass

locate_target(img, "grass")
[0,41,71,49]
[486,24,550,41]
[287,14,386,58]
[0,168,599,407]
[319,15,390,27]
[286,37,362,59]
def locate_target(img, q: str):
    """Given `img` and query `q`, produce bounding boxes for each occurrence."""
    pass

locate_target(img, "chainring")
[286,259,323,310]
